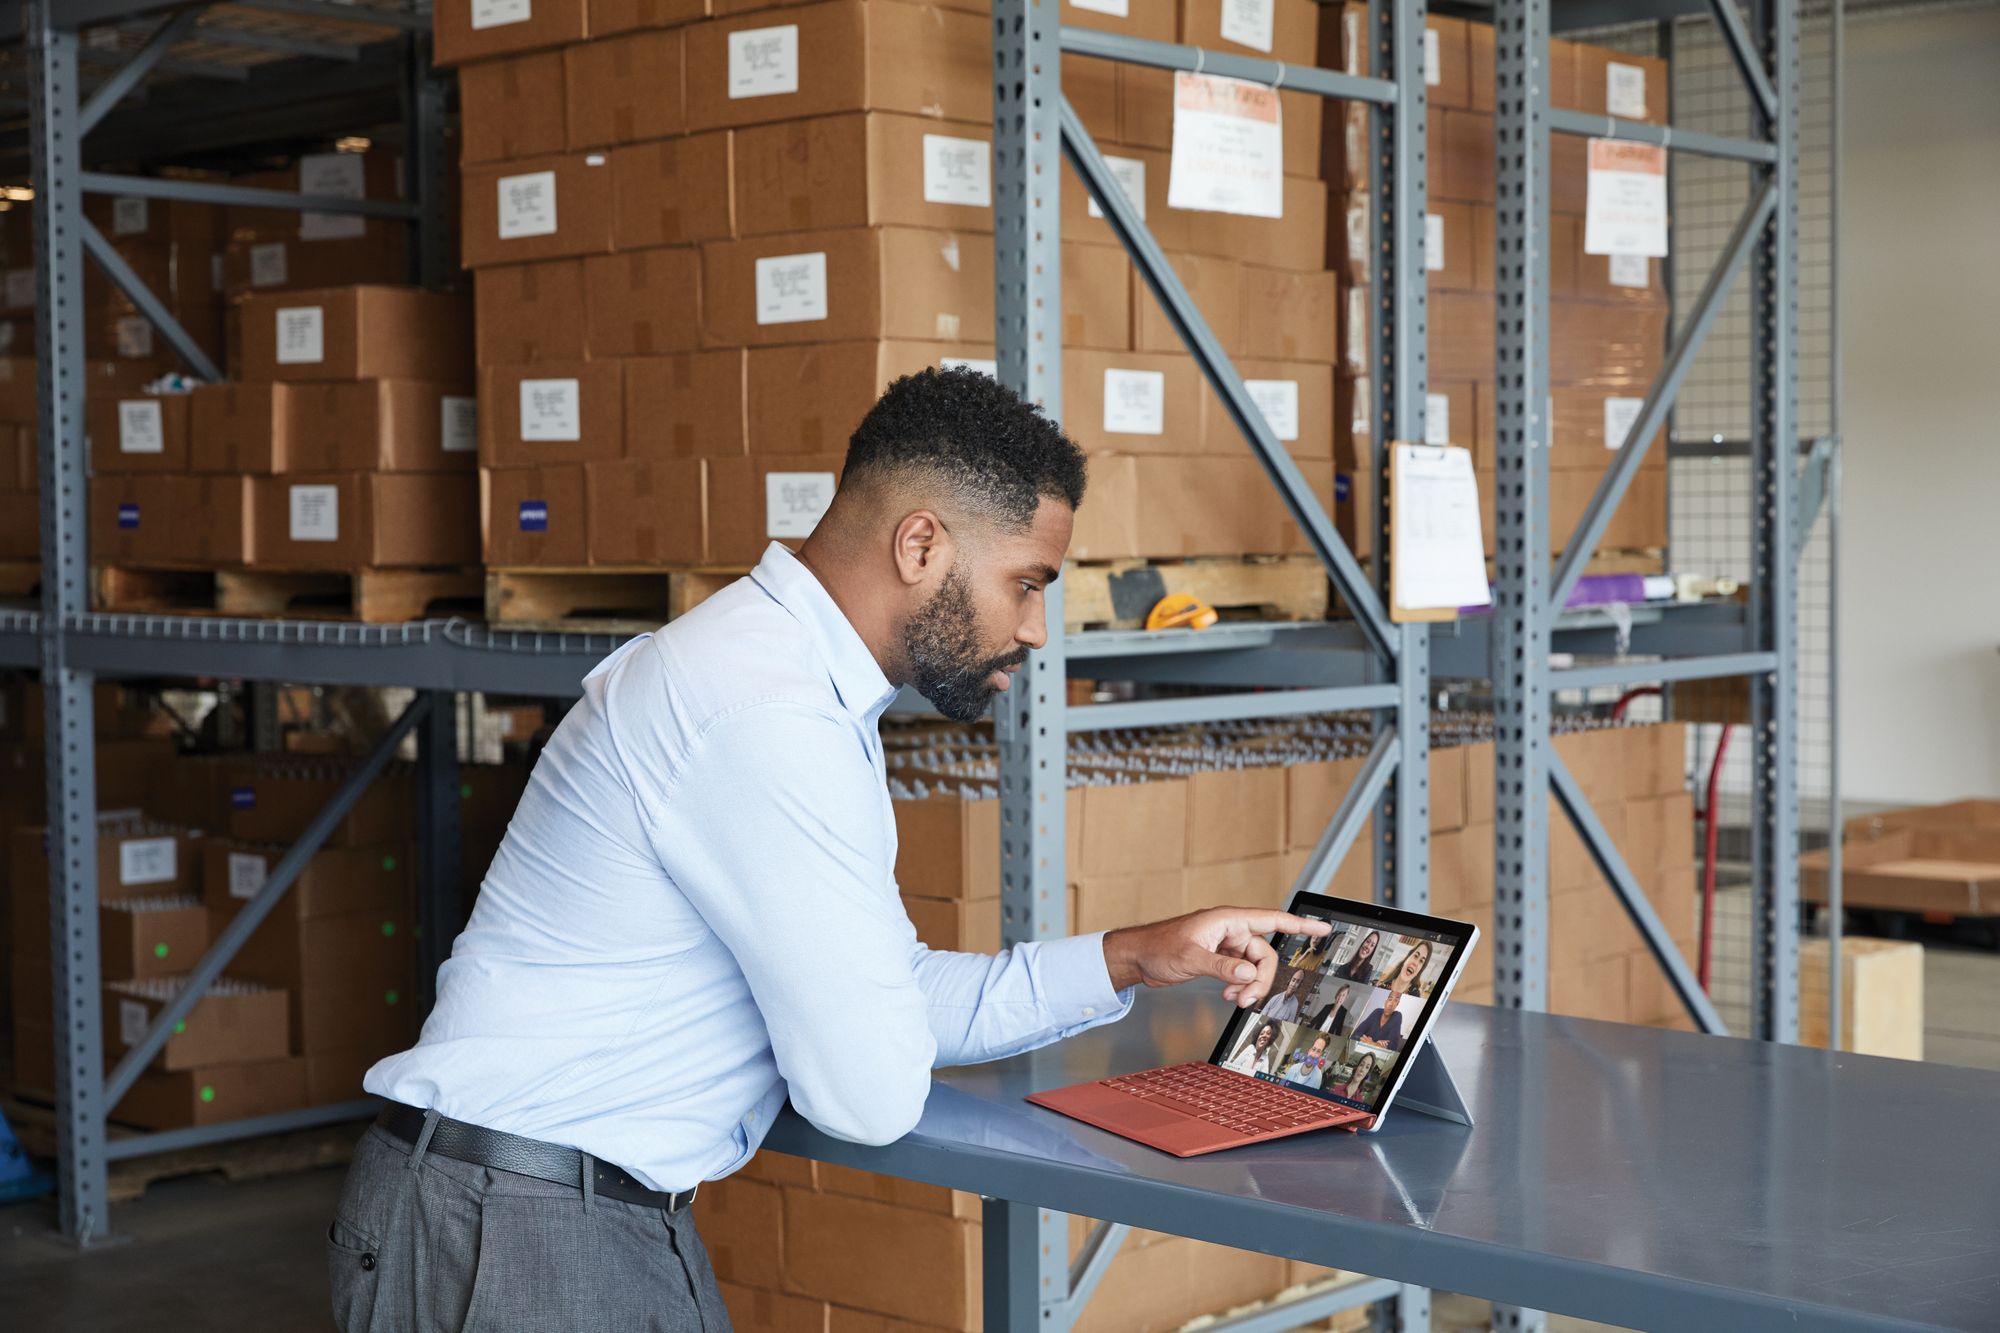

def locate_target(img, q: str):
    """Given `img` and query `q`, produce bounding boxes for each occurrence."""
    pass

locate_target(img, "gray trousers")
[328,1123,732,1332]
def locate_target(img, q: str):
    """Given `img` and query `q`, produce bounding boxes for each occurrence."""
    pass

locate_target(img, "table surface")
[765,987,2000,1332]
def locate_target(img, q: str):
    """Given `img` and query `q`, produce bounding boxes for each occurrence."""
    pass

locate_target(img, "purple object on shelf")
[1566,573,1652,608]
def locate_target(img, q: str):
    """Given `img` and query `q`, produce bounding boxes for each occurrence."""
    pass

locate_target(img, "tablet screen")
[1206,896,1472,1115]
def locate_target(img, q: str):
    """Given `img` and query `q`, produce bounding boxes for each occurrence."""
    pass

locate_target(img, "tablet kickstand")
[1389,1040,1473,1128]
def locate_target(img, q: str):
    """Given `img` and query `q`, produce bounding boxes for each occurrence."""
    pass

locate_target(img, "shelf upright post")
[404,1,451,289]
[990,3,1071,1328]
[29,0,113,1247]
[1748,0,1801,1043]
[415,691,461,1016]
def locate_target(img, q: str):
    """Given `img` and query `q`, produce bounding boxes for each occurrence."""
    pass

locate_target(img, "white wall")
[1839,3,2000,807]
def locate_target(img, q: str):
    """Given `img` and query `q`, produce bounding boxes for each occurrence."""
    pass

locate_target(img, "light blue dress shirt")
[367,544,1132,1191]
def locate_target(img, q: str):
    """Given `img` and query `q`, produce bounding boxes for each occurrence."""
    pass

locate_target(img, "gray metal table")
[764,987,2000,1331]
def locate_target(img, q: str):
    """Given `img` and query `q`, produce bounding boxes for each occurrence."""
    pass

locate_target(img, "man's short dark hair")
[844,366,1086,527]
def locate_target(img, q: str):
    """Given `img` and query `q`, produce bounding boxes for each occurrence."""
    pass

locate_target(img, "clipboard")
[1386,441,1489,623]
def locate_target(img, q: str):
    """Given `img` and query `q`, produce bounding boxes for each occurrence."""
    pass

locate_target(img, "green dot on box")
[199,1085,215,1103]
[382,855,397,871]
[153,942,169,958]
[173,1020,185,1034]
[384,989,399,1006]
[459,783,472,799]
[381,921,395,937]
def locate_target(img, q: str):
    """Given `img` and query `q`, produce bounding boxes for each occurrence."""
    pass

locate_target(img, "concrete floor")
[2,921,1994,1333]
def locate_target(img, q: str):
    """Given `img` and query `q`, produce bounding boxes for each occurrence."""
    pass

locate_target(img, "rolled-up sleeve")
[911,931,1134,1068]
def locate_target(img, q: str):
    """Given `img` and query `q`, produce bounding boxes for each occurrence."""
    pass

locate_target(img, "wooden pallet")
[0,559,38,600]
[1,1093,362,1204]
[1062,555,1329,631]
[95,564,483,623]
[485,565,748,633]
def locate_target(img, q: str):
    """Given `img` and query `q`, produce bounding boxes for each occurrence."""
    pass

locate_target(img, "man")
[1258,968,1308,1024]
[330,369,1330,1332]
[1352,989,1409,1052]
[1306,982,1355,1037]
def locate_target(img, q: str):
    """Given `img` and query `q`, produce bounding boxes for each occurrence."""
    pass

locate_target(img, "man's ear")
[892,510,950,588]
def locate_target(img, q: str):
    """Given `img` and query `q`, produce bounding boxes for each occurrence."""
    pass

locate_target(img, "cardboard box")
[112,1056,309,1130]
[585,247,702,357]
[105,975,290,1071]
[1062,349,1203,456]
[1236,265,1337,363]
[0,422,31,491]
[91,475,179,563]
[10,890,204,982]
[1425,200,1482,292]
[683,1,991,133]
[1433,109,1495,205]
[289,381,479,473]
[219,231,409,303]
[459,51,568,164]
[1425,14,1473,110]
[566,29,684,148]
[87,393,191,473]
[735,113,995,238]
[700,227,994,348]
[250,473,479,568]
[817,1162,981,1218]
[901,893,1000,953]
[1064,241,1133,352]
[610,132,737,250]
[704,452,845,564]
[591,0,702,35]
[190,383,295,474]
[201,840,414,922]
[475,261,589,368]
[1800,936,1925,1060]
[224,761,413,846]
[1548,950,1628,1022]
[1065,0,1176,42]
[782,1188,980,1329]
[1184,767,1286,866]
[1429,290,1496,382]
[8,824,198,907]
[0,491,33,557]
[1120,69,1320,176]
[626,350,747,459]
[1200,358,1335,460]
[1069,455,1329,561]
[694,1177,786,1290]
[461,154,616,269]
[1571,47,1668,124]
[745,340,984,456]
[1078,777,1188,877]
[485,464,590,566]
[238,287,472,384]
[893,794,999,900]
[1286,756,1366,851]
[305,1046,381,1108]
[1182,854,1291,916]
[233,908,418,1056]
[1134,251,1239,357]
[583,457,707,564]
[1060,145,1176,252]
[432,0,587,66]
[166,475,257,566]
[1178,0,1319,63]
[1430,824,1496,916]
[719,1284,827,1333]
[1550,386,1667,470]
[481,360,625,467]
[1555,214,1664,302]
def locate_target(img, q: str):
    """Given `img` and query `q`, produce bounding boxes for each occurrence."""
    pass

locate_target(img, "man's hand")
[1102,909,1333,1009]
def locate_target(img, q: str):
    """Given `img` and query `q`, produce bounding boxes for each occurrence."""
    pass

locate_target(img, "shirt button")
[1082,1007,1096,1018]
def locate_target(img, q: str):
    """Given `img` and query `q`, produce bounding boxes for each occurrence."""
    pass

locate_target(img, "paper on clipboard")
[1392,444,1489,613]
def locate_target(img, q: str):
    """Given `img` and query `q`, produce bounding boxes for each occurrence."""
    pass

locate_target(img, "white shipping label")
[1583,139,1668,258]
[289,484,340,542]
[275,306,325,364]
[496,170,558,241]
[1102,368,1165,436]
[922,134,992,208]
[1343,10,1362,76]
[1606,62,1647,120]
[1345,287,1367,373]
[250,242,288,288]
[441,396,479,452]
[115,316,154,359]
[1424,28,1441,85]
[729,24,799,99]
[119,836,177,886]
[1168,72,1283,219]
[119,998,150,1048]
[228,851,269,901]
[1425,213,1445,272]
[4,269,32,307]
[1086,156,1147,221]
[754,251,828,326]
[518,378,582,442]
[1352,376,1371,436]
[299,151,368,241]
[1608,252,1649,289]
[118,399,165,454]
[1346,198,1368,274]
[765,471,835,539]
[1071,0,1129,13]
[112,196,149,236]
[1603,396,1644,450]
[1246,379,1300,442]
[1220,0,1275,53]
[470,0,531,30]
[940,357,998,379]
[1425,392,1451,446]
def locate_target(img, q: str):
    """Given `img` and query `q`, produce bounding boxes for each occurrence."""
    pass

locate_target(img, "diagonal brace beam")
[1548,182,1776,616]
[1063,1221,1130,1319]
[78,6,203,135]
[1794,435,1835,564]
[80,218,222,381]
[1708,0,1779,124]
[1057,95,1399,663]
[1550,749,1727,1035]
[105,696,429,1107]
[1288,726,1400,902]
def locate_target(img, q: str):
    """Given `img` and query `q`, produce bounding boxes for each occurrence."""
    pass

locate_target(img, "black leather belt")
[377,1102,697,1213]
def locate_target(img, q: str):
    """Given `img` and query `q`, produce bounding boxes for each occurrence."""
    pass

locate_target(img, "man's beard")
[903,565,1028,723]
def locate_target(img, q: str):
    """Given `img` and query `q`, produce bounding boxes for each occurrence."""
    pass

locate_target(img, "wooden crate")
[1799,936,1925,1061]
[1801,827,2000,915]
[96,564,482,623]
[1063,555,1328,631]
[484,565,748,633]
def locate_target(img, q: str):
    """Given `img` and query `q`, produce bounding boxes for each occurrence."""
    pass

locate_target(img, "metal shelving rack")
[5,1,1818,1325]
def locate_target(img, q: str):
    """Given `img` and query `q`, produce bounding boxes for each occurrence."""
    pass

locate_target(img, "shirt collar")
[750,543,900,723]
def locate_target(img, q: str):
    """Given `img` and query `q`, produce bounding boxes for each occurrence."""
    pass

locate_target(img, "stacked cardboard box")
[81,195,228,379]
[1325,9,1670,563]
[91,285,480,575]
[443,0,1342,570]
[217,148,416,313]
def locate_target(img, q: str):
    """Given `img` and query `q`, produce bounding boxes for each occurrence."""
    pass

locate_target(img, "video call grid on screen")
[1211,910,1461,1113]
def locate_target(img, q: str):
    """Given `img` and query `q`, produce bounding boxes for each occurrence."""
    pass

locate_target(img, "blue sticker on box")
[1334,474,1352,503]
[518,501,548,533]
[117,502,140,529]
[230,786,255,810]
